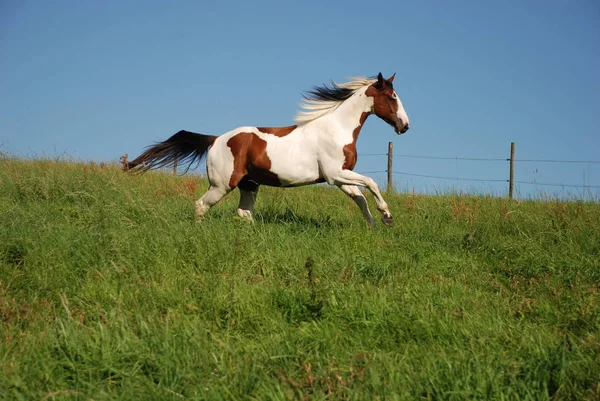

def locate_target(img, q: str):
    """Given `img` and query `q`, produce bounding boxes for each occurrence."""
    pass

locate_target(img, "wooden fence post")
[509,142,515,199]
[173,161,177,176]
[387,142,393,192]
[120,154,128,171]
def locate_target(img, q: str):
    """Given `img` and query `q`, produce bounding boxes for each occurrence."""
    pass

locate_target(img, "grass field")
[1,157,599,400]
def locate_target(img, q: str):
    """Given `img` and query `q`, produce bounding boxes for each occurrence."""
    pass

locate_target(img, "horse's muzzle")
[396,123,410,135]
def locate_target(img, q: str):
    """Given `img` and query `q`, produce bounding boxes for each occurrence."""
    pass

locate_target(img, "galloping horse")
[126,73,410,225]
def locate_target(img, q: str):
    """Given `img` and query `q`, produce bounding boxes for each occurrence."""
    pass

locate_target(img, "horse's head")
[367,73,410,135]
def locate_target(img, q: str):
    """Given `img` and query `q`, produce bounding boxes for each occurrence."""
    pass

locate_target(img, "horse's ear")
[374,72,386,90]
[387,73,396,83]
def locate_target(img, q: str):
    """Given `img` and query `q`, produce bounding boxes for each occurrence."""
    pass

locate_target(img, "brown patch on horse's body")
[342,112,370,170]
[257,125,297,137]
[226,132,282,188]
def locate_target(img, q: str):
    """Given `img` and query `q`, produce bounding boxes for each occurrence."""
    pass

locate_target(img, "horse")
[126,72,410,226]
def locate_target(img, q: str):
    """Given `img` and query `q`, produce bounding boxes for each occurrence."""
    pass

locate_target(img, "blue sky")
[2,1,599,199]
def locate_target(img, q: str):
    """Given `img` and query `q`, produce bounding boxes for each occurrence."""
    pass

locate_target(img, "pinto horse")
[126,73,410,225]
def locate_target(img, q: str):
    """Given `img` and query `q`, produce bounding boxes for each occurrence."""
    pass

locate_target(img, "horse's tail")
[125,130,218,174]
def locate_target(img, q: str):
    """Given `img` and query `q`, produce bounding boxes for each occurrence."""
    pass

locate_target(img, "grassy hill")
[1,157,599,400]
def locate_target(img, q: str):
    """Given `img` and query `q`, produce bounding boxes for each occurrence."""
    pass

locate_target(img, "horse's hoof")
[382,215,393,226]
[233,216,254,223]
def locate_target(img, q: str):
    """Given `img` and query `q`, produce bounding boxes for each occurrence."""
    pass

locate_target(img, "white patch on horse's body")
[308,86,374,184]
[205,130,237,186]
[255,127,321,186]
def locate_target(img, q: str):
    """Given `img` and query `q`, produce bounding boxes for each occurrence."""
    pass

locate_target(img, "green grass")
[1,157,599,400]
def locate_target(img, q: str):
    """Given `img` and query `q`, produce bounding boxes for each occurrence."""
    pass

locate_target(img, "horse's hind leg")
[236,176,260,221]
[195,186,230,220]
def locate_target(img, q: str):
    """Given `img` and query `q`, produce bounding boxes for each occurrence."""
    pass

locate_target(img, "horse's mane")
[294,77,377,125]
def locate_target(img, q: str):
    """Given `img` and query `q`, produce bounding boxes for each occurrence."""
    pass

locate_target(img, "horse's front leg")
[330,170,393,226]
[339,185,375,226]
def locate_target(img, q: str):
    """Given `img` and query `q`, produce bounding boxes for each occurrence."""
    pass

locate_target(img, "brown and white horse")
[127,73,410,225]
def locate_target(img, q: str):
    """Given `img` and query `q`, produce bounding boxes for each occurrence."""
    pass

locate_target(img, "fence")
[363,142,600,199]
[121,143,600,200]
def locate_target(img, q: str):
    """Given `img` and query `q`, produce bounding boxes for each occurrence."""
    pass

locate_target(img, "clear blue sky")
[2,1,599,199]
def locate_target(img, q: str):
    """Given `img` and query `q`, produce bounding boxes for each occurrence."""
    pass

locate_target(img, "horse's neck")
[322,87,374,134]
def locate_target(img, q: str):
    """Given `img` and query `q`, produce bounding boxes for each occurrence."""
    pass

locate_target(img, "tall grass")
[1,157,598,400]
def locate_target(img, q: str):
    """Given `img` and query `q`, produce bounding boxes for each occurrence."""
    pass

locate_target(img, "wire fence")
[357,144,600,197]
[121,143,600,198]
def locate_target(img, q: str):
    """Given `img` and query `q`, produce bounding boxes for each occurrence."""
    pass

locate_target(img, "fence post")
[173,161,177,176]
[120,153,128,171]
[387,142,393,192]
[509,142,515,199]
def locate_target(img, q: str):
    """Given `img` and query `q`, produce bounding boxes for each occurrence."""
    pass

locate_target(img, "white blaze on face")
[393,91,409,129]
